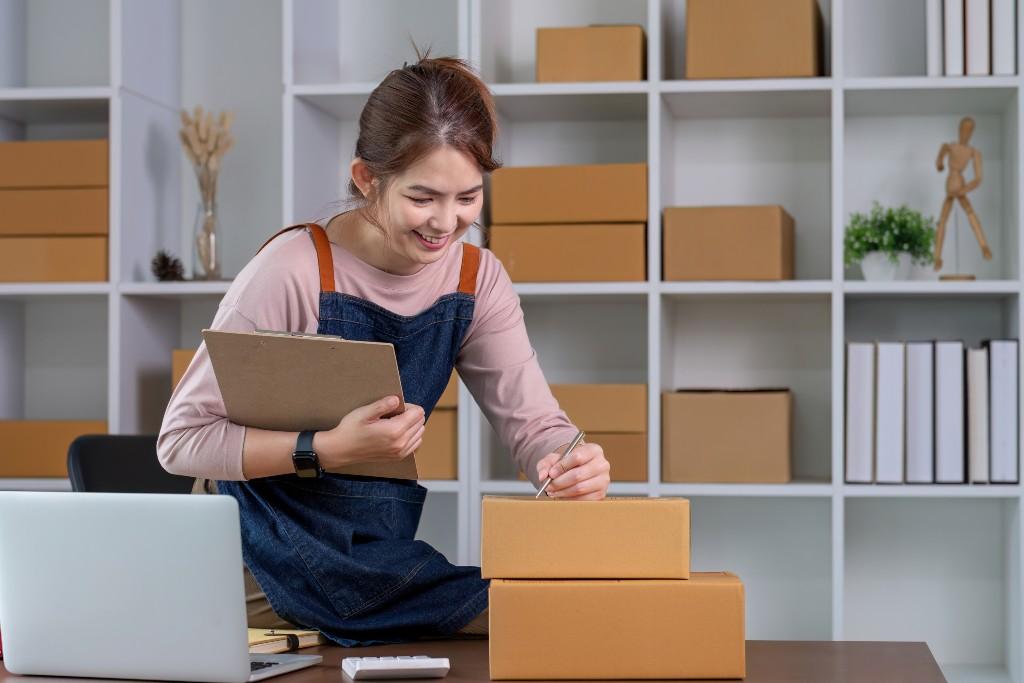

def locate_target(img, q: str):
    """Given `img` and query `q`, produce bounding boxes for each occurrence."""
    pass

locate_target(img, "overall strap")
[257,222,336,294]
[458,243,481,296]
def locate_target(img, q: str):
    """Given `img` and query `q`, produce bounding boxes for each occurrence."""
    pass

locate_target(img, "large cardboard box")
[481,496,689,579]
[662,389,792,483]
[489,573,745,679]
[489,224,645,282]
[536,25,646,82]
[686,0,823,79]
[489,163,647,224]
[436,370,458,409]
[0,139,109,188]
[0,236,107,282]
[663,205,795,281]
[172,348,197,389]
[417,407,457,480]
[0,188,109,236]
[0,420,108,477]
[551,383,648,481]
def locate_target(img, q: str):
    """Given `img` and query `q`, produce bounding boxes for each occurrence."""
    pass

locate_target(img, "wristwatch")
[292,430,323,479]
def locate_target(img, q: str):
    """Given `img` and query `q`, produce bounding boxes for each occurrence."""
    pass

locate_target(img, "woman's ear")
[350,158,377,199]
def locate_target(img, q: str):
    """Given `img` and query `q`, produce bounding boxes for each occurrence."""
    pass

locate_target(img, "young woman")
[158,56,610,646]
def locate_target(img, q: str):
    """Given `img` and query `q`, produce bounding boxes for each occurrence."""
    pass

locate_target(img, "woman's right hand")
[314,395,425,469]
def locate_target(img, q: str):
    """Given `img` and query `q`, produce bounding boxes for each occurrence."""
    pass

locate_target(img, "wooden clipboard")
[202,329,418,479]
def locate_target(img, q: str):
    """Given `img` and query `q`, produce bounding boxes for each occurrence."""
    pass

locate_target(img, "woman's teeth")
[415,230,446,244]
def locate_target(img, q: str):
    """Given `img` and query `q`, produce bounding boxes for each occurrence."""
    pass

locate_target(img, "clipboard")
[202,329,418,479]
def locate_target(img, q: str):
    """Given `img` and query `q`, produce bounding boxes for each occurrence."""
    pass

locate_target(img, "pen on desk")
[536,429,586,498]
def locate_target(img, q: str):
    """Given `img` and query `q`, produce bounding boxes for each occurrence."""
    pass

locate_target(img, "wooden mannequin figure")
[934,116,992,273]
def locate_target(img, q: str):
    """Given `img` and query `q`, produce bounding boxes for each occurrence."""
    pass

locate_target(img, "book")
[905,342,935,483]
[926,0,944,77]
[966,346,990,483]
[944,0,965,76]
[935,341,965,483]
[875,342,905,483]
[992,0,1016,75]
[965,0,991,75]
[846,342,875,483]
[248,628,323,655]
[986,339,1019,482]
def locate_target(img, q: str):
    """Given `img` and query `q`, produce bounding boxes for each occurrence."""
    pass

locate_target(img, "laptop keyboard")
[251,661,278,672]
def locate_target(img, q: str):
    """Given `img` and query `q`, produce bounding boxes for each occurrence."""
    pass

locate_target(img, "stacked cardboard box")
[536,25,646,82]
[418,371,458,480]
[488,163,647,282]
[172,348,197,389]
[482,497,745,679]
[0,140,109,282]
[0,420,108,477]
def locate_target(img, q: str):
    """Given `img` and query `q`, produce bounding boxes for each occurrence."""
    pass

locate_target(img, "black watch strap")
[293,430,322,478]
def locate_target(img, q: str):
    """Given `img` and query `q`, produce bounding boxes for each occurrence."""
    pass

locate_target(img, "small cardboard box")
[417,408,457,480]
[0,139,109,188]
[0,188,109,236]
[536,25,646,82]
[489,224,645,282]
[550,383,646,432]
[0,236,107,282]
[172,348,197,389]
[518,431,648,482]
[663,205,795,281]
[662,389,792,483]
[489,573,745,679]
[686,0,823,79]
[0,420,108,477]
[436,370,458,409]
[489,163,647,224]
[481,496,689,579]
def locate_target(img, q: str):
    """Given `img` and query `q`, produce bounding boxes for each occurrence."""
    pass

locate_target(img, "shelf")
[420,480,461,493]
[659,281,833,297]
[0,90,109,126]
[120,281,233,298]
[845,76,1022,92]
[0,284,113,299]
[845,84,1018,117]
[658,482,834,498]
[660,78,834,94]
[492,87,647,123]
[512,282,650,296]
[661,86,831,120]
[844,281,1020,297]
[291,88,371,120]
[0,478,72,492]
[843,484,1023,499]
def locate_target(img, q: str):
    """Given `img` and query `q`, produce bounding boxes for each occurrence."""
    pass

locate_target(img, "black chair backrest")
[67,434,195,494]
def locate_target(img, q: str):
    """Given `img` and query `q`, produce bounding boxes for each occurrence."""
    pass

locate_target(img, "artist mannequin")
[934,116,992,272]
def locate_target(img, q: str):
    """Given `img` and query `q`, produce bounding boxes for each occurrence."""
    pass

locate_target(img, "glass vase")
[192,199,222,280]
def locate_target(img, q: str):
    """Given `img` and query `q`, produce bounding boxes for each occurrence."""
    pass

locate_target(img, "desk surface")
[0,638,946,683]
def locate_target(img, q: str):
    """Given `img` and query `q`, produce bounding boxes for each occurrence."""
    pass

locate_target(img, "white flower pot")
[860,251,912,281]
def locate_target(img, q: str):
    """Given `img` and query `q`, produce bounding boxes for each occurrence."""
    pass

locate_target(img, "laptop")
[0,491,322,682]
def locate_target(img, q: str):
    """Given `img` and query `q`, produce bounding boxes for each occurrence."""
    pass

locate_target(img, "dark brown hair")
[341,49,501,235]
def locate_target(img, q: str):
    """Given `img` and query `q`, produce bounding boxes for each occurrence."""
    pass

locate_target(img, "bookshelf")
[0,0,1021,680]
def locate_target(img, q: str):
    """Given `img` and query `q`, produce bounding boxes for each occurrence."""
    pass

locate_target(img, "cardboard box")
[0,236,107,282]
[0,420,108,477]
[662,389,792,483]
[172,348,197,389]
[0,139,109,188]
[519,431,647,482]
[550,383,647,433]
[663,205,795,281]
[0,188,108,236]
[537,25,646,82]
[436,370,458,409]
[686,0,823,79]
[489,163,647,224]
[489,224,645,282]
[481,496,689,579]
[417,407,457,480]
[489,573,745,679]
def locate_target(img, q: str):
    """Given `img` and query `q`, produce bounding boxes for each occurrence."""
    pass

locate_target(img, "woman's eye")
[409,197,431,206]
[459,195,478,204]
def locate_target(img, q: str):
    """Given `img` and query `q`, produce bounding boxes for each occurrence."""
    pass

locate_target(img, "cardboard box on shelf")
[436,370,458,409]
[0,236,107,282]
[686,0,823,79]
[0,188,109,236]
[489,573,745,679]
[662,389,792,483]
[489,224,645,282]
[0,420,108,478]
[663,205,795,281]
[417,407,457,480]
[489,163,647,225]
[481,496,689,579]
[172,348,197,389]
[518,431,648,482]
[550,383,646,432]
[0,139,109,188]
[536,25,646,82]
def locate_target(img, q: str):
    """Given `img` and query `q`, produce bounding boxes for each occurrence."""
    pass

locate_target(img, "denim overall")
[216,223,489,646]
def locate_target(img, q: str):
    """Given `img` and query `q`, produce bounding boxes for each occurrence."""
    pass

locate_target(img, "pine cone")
[151,250,186,281]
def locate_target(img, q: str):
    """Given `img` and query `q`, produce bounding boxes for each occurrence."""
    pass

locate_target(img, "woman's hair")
[328,47,501,237]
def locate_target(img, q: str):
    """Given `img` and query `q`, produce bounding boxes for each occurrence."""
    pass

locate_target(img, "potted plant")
[844,202,936,281]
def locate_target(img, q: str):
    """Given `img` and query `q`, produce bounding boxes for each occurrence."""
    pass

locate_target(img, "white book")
[967,346,990,482]
[846,342,875,483]
[965,0,991,75]
[926,0,944,76]
[944,0,965,76]
[992,0,1016,75]
[935,341,966,483]
[986,339,1019,482]
[906,342,935,483]
[875,342,905,483]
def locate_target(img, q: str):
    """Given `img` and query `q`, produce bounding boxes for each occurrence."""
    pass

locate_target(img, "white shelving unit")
[1,1,1022,680]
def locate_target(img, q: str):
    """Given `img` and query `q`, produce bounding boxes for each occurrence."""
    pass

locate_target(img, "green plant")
[844,202,936,267]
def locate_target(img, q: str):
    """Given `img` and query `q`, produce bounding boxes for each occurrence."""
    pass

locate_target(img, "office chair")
[66,434,195,494]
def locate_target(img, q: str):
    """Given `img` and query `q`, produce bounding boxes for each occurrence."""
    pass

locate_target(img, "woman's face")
[381,145,484,270]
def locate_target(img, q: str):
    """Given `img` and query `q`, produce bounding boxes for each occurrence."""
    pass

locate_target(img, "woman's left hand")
[534,442,610,500]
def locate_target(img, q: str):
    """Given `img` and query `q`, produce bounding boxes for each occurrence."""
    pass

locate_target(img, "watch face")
[293,452,320,478]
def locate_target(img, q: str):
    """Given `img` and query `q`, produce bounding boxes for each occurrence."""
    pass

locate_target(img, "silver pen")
[535,429,586,498]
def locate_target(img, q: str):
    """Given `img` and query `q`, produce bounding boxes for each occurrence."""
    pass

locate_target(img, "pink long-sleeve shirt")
[157,227,578,487]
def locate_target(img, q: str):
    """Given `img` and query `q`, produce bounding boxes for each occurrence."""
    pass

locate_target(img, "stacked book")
[928,0,1017,76]
[846,340,1019,484]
